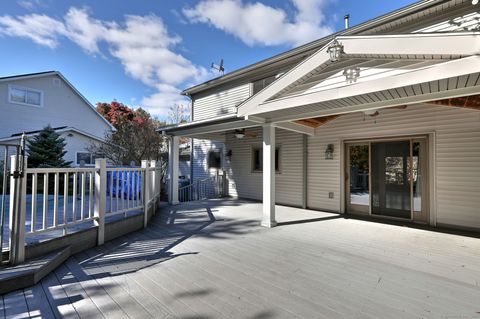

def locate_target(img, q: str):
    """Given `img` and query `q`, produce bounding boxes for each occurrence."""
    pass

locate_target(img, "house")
[0,71,114,166]
[161,0,480,231]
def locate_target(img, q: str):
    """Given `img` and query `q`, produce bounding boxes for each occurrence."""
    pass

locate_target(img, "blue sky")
[0,0,416,120]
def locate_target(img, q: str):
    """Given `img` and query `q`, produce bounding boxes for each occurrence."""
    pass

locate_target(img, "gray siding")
[193,84,250,121]
[308,103,480,229]
[225,127,304,207]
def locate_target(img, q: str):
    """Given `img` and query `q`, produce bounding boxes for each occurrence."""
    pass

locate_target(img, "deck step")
[0,246,71,295]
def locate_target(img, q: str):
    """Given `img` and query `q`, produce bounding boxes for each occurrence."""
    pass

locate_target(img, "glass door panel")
[371,141,411,219]
[412,139,428,223]
[347,144,370,214]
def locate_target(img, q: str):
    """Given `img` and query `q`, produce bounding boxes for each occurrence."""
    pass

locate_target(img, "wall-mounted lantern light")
[226,150,233,158]
[325,144,334,160]
[327,39,344,62]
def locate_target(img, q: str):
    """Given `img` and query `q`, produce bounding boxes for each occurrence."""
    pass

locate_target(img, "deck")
[1,199,480,318]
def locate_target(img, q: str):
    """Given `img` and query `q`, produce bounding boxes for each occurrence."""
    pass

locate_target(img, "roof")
[0,71,116,132]
[182,0,470,96]
[0,126,106,144]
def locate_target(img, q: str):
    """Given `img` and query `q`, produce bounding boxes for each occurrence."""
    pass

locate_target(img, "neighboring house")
[0,71,114,166]
[162,0,480,231]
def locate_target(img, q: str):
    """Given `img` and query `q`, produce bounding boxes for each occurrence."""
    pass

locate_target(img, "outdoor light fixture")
[327,39,344,62]
[343,67,360,83]
[325,144,334,160]
[234,129,245,139]
[226,150,233,158]
[473,0,478,5]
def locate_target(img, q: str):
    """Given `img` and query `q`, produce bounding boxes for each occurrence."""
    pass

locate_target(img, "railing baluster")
[116,170,119,212]
[31,173,37,233]
[43,173,48,230]
[80,172,86,221]
[63,172,68,234]
[72,172,77,222]
[109,171,113,213]
[89,172,94,218]
[126,171,130,212]
[53,173,59,227]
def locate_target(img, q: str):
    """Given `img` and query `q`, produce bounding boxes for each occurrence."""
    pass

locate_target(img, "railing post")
[9,155,27,264]
[222,170,227,197]
[141,160,150,228]
[150,160,159,213]
[94,158,106,245]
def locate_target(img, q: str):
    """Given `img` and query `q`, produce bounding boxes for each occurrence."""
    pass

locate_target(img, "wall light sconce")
[226,150,233,158]
[343,67,360,83]
[327,39,344,62]
[325,144,334,160]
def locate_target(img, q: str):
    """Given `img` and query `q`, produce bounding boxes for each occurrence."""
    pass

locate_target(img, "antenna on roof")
[211,59,225,75]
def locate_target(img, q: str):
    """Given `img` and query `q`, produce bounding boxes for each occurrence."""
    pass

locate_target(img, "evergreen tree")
[27,125,72,168]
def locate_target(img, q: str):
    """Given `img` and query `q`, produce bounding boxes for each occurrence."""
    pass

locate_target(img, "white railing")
[8,157,161,264]
[179,172,227,202]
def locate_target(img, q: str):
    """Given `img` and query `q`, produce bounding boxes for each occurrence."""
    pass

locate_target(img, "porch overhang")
[237,32,480,123]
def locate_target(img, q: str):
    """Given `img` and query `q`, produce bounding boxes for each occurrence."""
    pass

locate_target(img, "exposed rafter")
[428,94,480,110]
[294,115,341,128]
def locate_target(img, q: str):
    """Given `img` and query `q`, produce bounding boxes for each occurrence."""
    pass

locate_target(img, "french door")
[345,137,428,223]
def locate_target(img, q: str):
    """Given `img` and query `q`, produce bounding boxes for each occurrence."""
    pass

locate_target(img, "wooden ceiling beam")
[428,94,480,111]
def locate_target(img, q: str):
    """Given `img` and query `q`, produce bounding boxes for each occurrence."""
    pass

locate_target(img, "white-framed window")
[76,152,93,166]
[8,85,43,107]
[207,149,222,169]
[252,146,281,173]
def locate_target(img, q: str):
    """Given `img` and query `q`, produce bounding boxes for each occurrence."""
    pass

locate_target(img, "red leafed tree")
[90,101,166,165]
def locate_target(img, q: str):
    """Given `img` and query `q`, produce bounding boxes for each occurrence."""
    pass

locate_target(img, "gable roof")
[182,0,475,96]
[0,71,116,132]
[0,126,106,143]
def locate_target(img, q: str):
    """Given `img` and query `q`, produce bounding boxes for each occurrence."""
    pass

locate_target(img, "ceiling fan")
[234,129,257,139]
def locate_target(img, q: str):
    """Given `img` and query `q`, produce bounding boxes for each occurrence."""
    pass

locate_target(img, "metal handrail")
[178,173,227,202]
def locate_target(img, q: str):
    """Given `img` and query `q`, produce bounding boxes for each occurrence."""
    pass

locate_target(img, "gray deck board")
[2,199,480,318]
[0,295,4,319]
[24,282,56,318]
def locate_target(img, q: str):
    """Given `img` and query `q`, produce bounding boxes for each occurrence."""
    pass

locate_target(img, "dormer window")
[8,85,43,107]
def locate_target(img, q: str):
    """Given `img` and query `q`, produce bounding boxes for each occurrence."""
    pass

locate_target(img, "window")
[252,75,277,95]
[207,150,222,169]
[252,147,280,172]
[8,85,43,107]
[76,152,93,166]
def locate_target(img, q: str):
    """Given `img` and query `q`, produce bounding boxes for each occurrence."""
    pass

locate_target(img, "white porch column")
[262,124,277,228]
[168,136,179,205]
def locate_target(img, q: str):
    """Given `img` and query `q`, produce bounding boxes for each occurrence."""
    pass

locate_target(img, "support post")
[9,155,27,264]
[150,160,159,214]
[168,136,179,205]
[142,160,150,227]
[94,158,106,245]
[262,124,277,228]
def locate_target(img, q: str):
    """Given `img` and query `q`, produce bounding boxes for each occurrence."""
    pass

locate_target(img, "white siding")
[192,138,225,181]
[308,104,480,229]
[224,127,304,207]
[193,84,250,121]
[0,74,111,139]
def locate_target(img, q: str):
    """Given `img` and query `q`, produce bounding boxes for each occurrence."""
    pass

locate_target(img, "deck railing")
[179,172,227,202]
[7,157,161,265]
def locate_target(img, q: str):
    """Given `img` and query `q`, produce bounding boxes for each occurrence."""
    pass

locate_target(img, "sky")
[0,0,417,120]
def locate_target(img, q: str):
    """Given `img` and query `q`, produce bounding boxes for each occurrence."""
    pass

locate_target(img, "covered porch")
[3,199,480,318]
[162,32,480,230]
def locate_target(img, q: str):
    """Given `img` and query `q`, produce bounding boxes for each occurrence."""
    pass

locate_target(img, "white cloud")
[183,0,333,47]
[0,7,208,117]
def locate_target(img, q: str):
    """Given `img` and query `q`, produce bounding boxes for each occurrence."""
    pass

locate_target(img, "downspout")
[185,92,195,183]
[302,134,308,209]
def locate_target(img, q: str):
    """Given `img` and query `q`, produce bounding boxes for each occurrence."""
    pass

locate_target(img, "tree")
[168,103,190,124]
[89,101,166,166]
[27,125,72,168]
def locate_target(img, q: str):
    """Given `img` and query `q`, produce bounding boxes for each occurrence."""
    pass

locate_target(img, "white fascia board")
[253,56,480,116]
[236,44,332,117]
[270,85,480,123]
[338,32,480,56]
[275,122,314,136]
[237,32,479,118]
